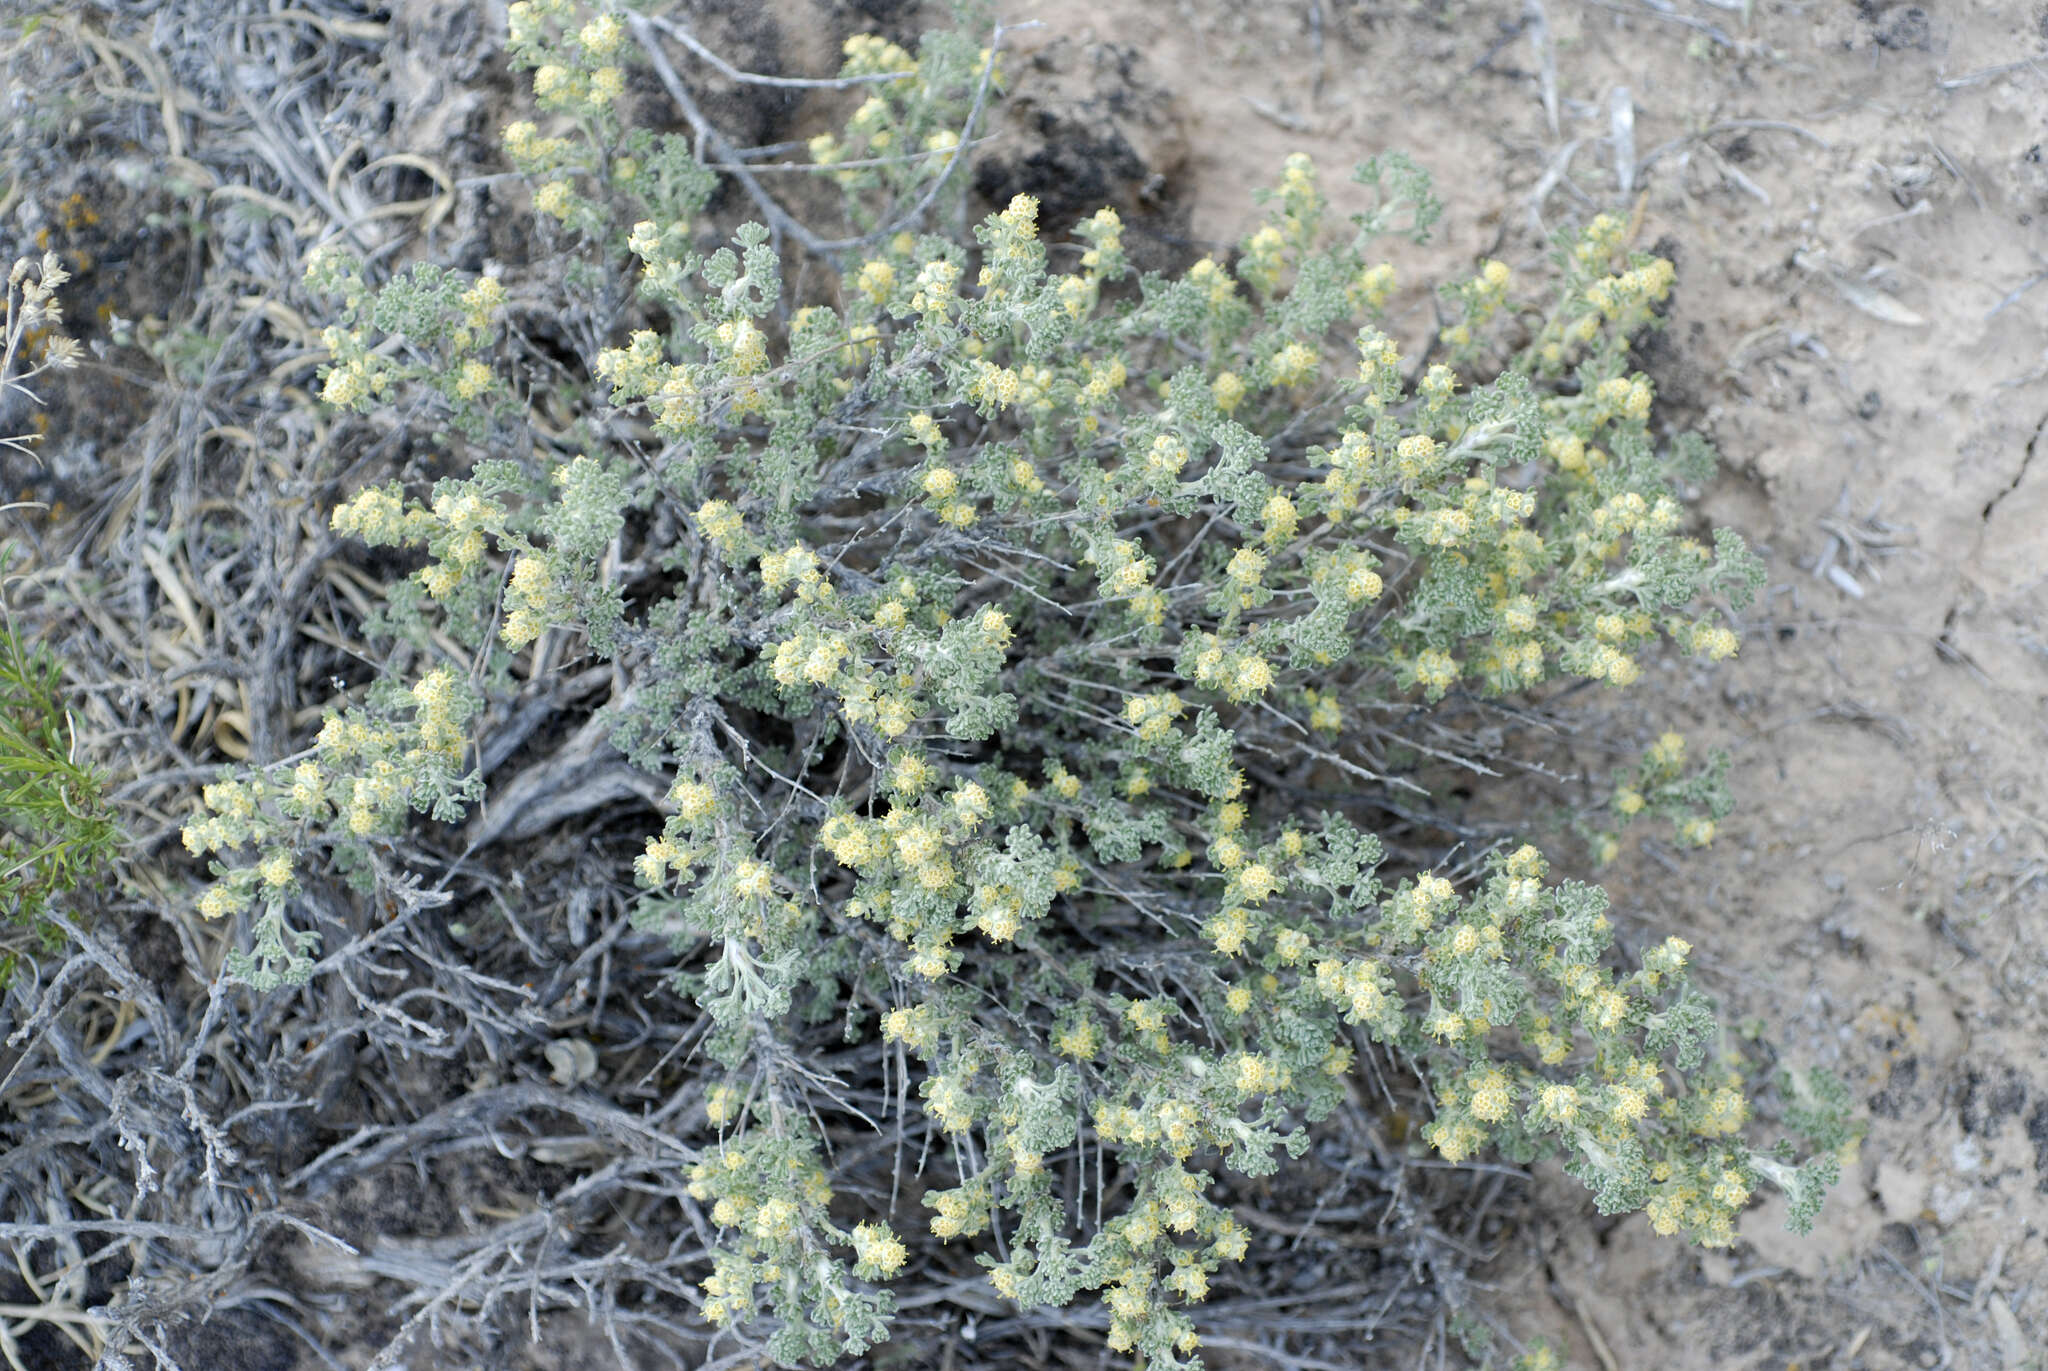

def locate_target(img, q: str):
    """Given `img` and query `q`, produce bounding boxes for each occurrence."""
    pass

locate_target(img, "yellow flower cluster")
[1079,353,1126,406]
[1596,374,1655,423]
[1637,935,1691,987]
[1467,1065,1515,1122]
[1351,261,1396,312]
[283,760,326,817]
[1645,730,1686,772]
[318,340,389,410]
[1535,1082,1581,1126]
[1224,546,1266,585]
[1210,369,1245,413]
[1523,1012,1572,1065]
[325,486,410,545]
[694,498,743,545]
[730,859,774,900]
[1439,259,1512,349]
[1259,492,1298,544]
[532,179,576,223]
[1230,654,1274,700]
[695,1255,753,1326]
[1084,536,1159,618]
[1186,257,1237,307]
[1412,648,1458,693]
[842,33,917,76]
[879,1002,941,1053]
[502,552,554,649]
[714,318,768,375]
[1125,999,1169,1033]
[575,12,623,58]
[1233,1051,1292,1095]
[1396,873,1457,927]
[971,880,1028,942]
[1391,432,1440,483]
[1685,621,1740,660]
[907,257,960,316]
[1608,1082,1650,1123]
[1304,688,1343,733]
[1268,340,1318,387]
[991,459,1037,502]
[595,329,703,433]
[1206,906,1250,956]
[759,543,823,595]
[1693,1083,1749,1136]
[1440,917,1504,962]
[450,358,492,402]
[925,1072,975,1133]
[855,258,895,304]
[927,1184,989,1239]
[1313,548,1378,607]
[988,193,1040,263]
[1186,633,1276,702]
[1546,957,1629,1035]
[1585,257,1678,321]
[1276,150,1316,207]
[1580,642,1641,687]
[1355,328,1401,388]
[967,359,1021,410]
[770,628,852,687]
[1312,957,1392,1025]
[342,761,403,837]
[635,835,689,886]
[1424,1109,1487,1163]
[1419,364,1458,410]
[1643,1160,1749,1245]
[1546,430,1589,473]
[1411,506,1472,548]
[703,1082,744,1127]
[1144,432,1190,478]
[500,120,570,167]
[850,1222,908,1276]
[410,669,466,757]
[1056,274,1096,319]
[1122,690,1185,742]
[1574,211,1627,270]
[1239,225,1287,294]
[1053,1017,1099,1060]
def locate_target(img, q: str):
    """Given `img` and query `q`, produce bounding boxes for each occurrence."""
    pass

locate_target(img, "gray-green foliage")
[179,3,1855,1366]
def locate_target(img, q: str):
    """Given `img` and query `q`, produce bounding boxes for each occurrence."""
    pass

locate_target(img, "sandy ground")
[996,0,2048,1364]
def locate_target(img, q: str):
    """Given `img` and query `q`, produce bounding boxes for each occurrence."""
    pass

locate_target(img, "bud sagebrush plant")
[182,5,1851,1365]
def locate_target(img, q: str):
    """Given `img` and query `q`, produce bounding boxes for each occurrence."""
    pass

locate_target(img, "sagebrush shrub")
[182,4,1854,1365]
